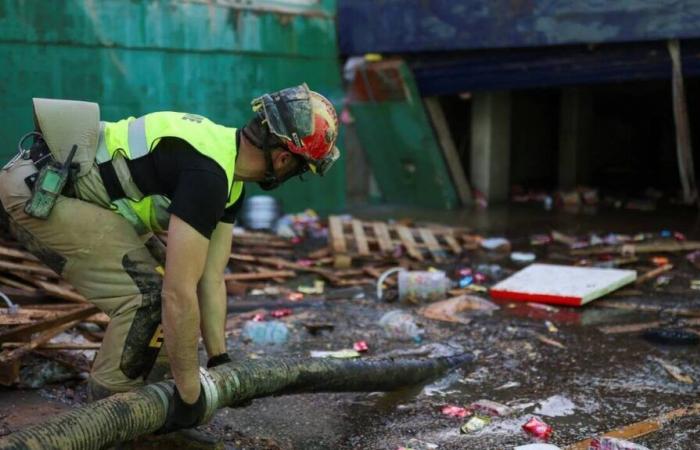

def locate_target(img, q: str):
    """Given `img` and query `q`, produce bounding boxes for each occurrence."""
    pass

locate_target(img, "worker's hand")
[206,353,231,368]
[158,384,207,434]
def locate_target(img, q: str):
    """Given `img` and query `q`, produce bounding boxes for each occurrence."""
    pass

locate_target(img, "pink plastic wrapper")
[589,437,650,450]
[522,417,553,441]
[287,292,304,302]
[252,313,266,322]
[353,340,369,352]
[270,308,293,318]
[441,405,471,418]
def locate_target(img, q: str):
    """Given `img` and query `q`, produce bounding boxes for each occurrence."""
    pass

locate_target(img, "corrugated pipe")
[0,354,473,450]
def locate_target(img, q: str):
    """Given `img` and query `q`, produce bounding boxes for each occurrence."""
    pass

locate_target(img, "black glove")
[206,353,231,368]
[158,386,207,434]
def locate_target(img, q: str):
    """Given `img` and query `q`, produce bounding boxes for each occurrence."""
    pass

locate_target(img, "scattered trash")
[643,328,700,346]
[534,395,576,417]
[470,399,513,417]
[511,252,536,264]
[491,264,637,306]
[589,437,650,450]
[379,310,424,342]
[353,340,369,352]
[651,256,669,266]
[650,356,694,384]
[287,292,304,302]
[481,237,511,252]
[240,195,281,230]
[310,349,360,359]
[476,264,504,280]
[544,321,558,333]
[460,415,491,433]
[522,417,553,441]
[441,405,471,418]
[297,280,325,295]
[418,295,499,324]
[514,444,561,450]
[459,276,474,288]
[398,270,449,304]
[269,308,293,318]
[690,280,700,291]
[496,381,521,390]
[534,333,566,349]
[242,320,289,345]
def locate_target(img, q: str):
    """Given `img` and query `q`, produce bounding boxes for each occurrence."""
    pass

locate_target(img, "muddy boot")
[128,429,224,450]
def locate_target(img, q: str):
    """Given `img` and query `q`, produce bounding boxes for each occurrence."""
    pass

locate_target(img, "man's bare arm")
[198,221,233,358]
[162,214,209,404]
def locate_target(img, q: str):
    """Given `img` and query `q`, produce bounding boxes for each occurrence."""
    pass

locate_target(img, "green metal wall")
[348,63,458,209]
[0,0,345,213]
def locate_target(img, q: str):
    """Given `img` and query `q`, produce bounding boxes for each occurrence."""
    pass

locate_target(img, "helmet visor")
[251,84,313,147]
[308,146,340,176]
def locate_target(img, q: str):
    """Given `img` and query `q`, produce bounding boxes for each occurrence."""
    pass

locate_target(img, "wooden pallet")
[328,216,469,262]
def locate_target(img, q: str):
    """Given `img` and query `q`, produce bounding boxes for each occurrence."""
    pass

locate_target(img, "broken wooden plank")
[418,228,444,262]
[0,244,39,262]
[571,240,700,256]
[0,274,38,293]
[598,317,700,335]
[0,319,81,365]
[2,341,101,350]
[397,226,424,261]
[372,222,394,253]
[564,403,700,450]
[0,260,56,278]
[424,97,473,205]
[635,264,673,285]
[223,271,296,282]
[443,234,462,255]
[328,216,347,253]
[0,305,99,343]
[351,220,370,256]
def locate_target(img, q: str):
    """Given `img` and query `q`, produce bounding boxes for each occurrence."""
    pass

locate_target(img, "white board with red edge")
[489,263,637,307]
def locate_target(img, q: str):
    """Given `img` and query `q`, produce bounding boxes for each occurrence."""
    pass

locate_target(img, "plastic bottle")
[378,310,424,342]
[242,320,289,345]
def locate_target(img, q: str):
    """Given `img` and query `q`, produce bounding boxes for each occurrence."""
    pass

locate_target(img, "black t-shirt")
[102,134,244,239]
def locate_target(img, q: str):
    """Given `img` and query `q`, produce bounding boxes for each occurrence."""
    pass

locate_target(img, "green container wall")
[0,0,345,213]
[348,63,458,209]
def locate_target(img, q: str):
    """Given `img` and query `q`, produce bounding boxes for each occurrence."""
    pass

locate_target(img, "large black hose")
[0,354,473,450]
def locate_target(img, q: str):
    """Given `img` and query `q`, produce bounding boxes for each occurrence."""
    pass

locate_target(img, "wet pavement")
[2,205,700,449]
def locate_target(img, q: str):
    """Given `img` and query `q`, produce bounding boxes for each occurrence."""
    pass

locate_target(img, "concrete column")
[558,87,592,189]
[470,91,511,202]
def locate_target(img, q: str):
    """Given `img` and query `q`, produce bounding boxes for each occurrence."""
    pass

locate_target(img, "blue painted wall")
[339,0,700,55]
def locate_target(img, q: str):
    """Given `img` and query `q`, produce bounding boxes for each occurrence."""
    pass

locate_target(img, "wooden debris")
[564,403,700,450]
[571,240,700,256]
[223,271,296,282]
[651,356,694,384]
[598,317,700,335]
[635,264,673,285]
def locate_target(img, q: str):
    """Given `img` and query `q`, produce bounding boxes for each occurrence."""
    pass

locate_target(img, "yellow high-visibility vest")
[96,112,244,233]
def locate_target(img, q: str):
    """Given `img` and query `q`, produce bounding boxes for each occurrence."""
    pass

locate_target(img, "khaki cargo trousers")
[0,157,168,397]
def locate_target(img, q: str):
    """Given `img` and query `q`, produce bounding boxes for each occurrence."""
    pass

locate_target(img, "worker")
[0,84,339,444]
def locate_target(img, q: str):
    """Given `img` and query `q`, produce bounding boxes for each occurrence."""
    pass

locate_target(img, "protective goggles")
[307,146,340,176]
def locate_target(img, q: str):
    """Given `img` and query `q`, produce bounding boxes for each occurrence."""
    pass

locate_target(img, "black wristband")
[206,353,231,368]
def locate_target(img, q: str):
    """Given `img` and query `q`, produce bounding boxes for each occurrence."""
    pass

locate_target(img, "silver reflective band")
[127,116,149,159]
[95,122,109,163]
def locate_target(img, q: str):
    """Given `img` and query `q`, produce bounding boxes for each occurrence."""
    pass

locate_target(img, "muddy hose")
[0,354,473,450]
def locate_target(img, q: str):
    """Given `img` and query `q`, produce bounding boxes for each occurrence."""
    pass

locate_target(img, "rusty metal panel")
[339,0,700,54]
[0,0,345,213]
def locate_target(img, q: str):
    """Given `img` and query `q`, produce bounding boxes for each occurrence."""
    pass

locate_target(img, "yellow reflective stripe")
[95,122,109,163]
[128,116,148,159]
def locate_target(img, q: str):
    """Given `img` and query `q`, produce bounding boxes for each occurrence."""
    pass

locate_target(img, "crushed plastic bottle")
[379,310,424,342]
[242,320,289,345]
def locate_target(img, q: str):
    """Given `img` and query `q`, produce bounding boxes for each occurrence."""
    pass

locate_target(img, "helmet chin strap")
[243,115,308,191]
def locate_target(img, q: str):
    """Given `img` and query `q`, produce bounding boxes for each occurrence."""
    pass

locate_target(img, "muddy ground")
[2,206,700,449]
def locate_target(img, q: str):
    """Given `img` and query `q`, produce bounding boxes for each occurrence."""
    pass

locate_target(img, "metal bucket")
[240,195,281,230]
